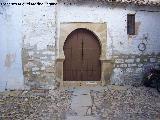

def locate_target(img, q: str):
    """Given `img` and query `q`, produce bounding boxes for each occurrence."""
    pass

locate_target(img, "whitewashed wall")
[0,1,24,91]
[58,3,160,56]
[0,0,57,91]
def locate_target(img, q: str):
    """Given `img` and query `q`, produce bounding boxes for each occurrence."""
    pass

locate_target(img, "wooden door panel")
[63,29,101,81]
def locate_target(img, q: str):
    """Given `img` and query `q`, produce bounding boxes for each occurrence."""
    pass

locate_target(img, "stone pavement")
[66,88,98,120]
[66,85,160,120]
[0,85,160,120]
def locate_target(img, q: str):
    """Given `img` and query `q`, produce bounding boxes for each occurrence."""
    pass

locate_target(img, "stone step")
[66,115,97,120]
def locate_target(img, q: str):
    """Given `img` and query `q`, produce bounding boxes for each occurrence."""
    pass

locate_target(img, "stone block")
[150,58,157,63]
[28,51,34,56]
[119,64,127,68]
[138,64,143,68]
[32,71,40,75]
[41,67,46,70]
[143,59,148,62]
[128,64,137,67]
[125,68,132,72]
[45,68,54,73]
[121,55,128,59]
[32,67,40,71]
[125,59,135,63]
[43,51,55,56]
[115,59,124,63]
[136,58,140,63]
[130,55,136,59]
[116,64,120,67]
[40,56,48,60]
[113,56,119,59]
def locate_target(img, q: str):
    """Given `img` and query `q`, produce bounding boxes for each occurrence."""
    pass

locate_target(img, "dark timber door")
[63,28,101,81]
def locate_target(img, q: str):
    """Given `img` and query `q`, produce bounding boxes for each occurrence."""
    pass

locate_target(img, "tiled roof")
[59,0,160,6]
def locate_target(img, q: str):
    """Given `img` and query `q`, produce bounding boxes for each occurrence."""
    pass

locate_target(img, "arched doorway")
[63,28,101,81]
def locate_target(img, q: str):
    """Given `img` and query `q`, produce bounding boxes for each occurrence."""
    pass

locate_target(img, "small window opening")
[127,14,135,35]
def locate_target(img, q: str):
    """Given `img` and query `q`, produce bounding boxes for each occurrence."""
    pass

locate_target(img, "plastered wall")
[0,0,57,91]
[0,0,25,91]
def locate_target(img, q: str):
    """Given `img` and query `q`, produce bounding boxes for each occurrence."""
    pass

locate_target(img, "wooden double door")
[63,28,101,81]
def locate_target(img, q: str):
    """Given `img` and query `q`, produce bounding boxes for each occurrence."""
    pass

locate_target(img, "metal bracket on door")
[81,39,84,60]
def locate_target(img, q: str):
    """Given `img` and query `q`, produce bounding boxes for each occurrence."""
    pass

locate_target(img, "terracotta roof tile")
[58,0,160,6]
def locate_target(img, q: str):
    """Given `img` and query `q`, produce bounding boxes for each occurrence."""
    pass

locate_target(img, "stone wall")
[22,0,57,89]
[112,53,160,86]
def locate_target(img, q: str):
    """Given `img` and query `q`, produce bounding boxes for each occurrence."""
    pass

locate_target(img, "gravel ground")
[0,86,160,120]
[0,89,73,120]
[90,86,160,120]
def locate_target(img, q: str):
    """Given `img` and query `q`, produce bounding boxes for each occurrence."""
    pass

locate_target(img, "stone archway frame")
[55,22,114,87]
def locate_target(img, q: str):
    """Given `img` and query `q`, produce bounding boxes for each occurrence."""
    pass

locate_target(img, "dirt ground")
[0,85,160,120]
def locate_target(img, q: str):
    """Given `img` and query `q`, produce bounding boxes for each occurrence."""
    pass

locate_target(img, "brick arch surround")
[55,22,114,87]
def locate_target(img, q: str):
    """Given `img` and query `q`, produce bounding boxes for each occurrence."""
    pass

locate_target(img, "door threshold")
[61,81,102,88]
